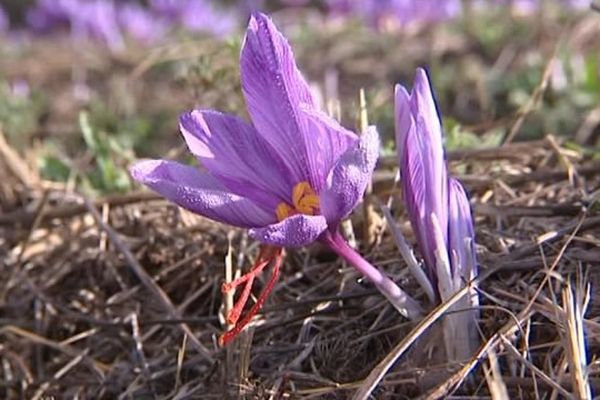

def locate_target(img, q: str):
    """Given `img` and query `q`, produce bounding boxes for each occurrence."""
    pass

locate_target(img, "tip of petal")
[413,68,434,99]
[362,126,380,162]
[129,159,162,183]
[394,84,410,103]
[409,67,444,157]
[394,84,412,164]
[414,67,429,85]
[449,178,469,203]
[250,11,268,21]
[248,11,270,33]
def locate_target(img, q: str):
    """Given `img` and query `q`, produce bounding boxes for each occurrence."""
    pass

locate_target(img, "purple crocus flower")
[131,12,421,344]
[0,6,8,32]
[395,68,478,360]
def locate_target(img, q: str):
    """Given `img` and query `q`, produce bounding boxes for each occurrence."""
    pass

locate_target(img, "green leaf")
[38,155,71,182]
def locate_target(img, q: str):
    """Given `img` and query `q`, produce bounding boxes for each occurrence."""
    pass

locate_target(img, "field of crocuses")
[1,1,599,398]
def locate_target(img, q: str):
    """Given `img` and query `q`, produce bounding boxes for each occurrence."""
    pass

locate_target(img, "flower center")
[275,181,320,221]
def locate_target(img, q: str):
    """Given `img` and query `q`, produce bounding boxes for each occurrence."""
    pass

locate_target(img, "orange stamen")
[276,203,297,222]
[276,181,320,221]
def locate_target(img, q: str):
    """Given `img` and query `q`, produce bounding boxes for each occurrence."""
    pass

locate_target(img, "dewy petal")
[448,178,477,284]
[130,159,275,228]
[398,68,448,281]
[240,12,317,185]
[320,126,379,227]
[249,214,327,247]
[179,109,292,209]
[299,106,358,191]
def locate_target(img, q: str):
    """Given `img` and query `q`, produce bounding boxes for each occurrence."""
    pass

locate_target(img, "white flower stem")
[380,204,436,304]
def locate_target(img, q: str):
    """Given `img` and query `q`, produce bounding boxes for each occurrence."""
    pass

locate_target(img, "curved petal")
[448,178,477,283]
[448,178,479,360]
[130,159,276,228]
[300,106,358,190]
[179,109,292,209]
[394,83,412,168]
[240,12,316,184]
[399,68,448,280]
[320,126,379,227]
[410,68,448,236]
[249,214,327,247]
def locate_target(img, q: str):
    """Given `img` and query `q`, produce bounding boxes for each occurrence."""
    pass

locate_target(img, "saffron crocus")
[131,12,421,344]
[394,68,478,361]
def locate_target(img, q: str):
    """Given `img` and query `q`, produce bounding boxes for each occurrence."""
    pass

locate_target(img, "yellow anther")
[276,203,296,221]
[276,181,320,221]
[292,182,315,209]
[296,194,320,214]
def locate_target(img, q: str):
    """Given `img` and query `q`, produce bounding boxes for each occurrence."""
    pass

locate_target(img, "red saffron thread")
[219,246,283,346]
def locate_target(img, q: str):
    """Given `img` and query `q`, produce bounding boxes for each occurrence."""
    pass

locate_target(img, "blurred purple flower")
[150,0,236,36]
[0,5,8,32]
[26,0,78,33]
[328,0,585,29]
[118,4,167,44]
[485,0,590,14]
[10,80,31,98]
[280,0,311,6]
[149,0,181,20]
[395,68,478,360]
[567,0,590,9]
[27,0,124,49]
[76,0,124,49]
[131,12,421,343]
[327,0,461,29]
[392,0,461,25]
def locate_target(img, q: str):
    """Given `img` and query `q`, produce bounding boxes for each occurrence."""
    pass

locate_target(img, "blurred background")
[0,0,597,200]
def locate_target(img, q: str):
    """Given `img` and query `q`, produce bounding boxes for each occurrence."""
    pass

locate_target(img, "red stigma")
[219,246,283,346]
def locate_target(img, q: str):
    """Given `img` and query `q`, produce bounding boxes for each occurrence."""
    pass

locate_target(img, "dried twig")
[81,195,214,362]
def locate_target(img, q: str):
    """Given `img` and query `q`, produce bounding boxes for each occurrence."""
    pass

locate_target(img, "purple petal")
[448,178,479,359]
[410,69,445,183]
[394,84,412,168]
[300,106,358,191]
[179,109,292,210]
[448,178,477,282]
[249,214,327,247]
[240,12,317,185]
[398,68,448,280]
[130,159,275,228]
[320,126,379,226]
